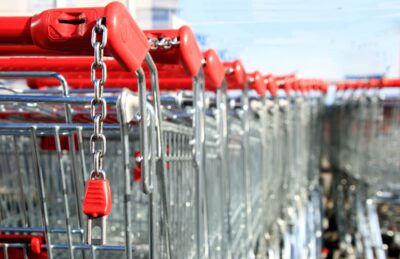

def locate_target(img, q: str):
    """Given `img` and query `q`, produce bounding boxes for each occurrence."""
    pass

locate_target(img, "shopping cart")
[223,60,252,258]
[262,74,283,258]
[0,2,337,259]
[202,49,229,259]
[246,71,267,254]
[145,25,221,259]
[328,78,400,259]
[270,76,326,259]
[141,44,234,259]
[0,2,173,258]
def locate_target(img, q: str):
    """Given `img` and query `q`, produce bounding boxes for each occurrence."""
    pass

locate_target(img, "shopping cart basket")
[223,62,269,258]
[223,60,251,258]
[271,76,326,259]
[202,49,229,259]
[262,74,283,258]
[0,2,173,258]
[145,26,209,259]
[246,71,267,253]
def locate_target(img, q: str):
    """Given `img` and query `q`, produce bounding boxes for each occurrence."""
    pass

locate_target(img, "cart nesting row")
[326,79,400,259]
[0,2,328,258]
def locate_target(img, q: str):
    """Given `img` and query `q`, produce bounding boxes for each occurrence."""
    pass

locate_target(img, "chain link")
[90,18,108,178]
[148,37,180,50]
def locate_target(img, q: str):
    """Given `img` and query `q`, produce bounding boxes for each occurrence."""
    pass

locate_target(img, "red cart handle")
[296,79,307,93]
[368,78,381,88]
[139,49,225,91]
[223,60,247,89]
[381,78,400,87]
[321,81,329,94]
[264,74,278,97]
[145,26,203,77]
[275,74,295,95]
[0,1,149,72]
[247,71,265,96]
[336,82,345,91]
[344,81,360,90]
[203,49,225,90]
[338,79,400,89]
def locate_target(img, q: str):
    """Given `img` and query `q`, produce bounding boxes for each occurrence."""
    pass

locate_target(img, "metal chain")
[149,37,180,50]
[90,18,108,179]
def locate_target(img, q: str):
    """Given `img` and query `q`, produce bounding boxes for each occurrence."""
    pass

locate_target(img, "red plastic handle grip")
[345,81,358,90]
[368,79,381,88]
[145,26,203,77]
[296,79,306,93]
[275,74,295,94]
[247,71,265,96]
[264,74,278,97]
[223,60,246,89]
[203,49,225,90]
[0,2,149,72]
[320,81,328,93]
[336,82,345,90]
[382,78,400,87]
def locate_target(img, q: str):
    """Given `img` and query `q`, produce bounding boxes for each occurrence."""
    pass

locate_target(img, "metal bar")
[0,94,118,105]
[30,127,53,258]
[54,127,74,259]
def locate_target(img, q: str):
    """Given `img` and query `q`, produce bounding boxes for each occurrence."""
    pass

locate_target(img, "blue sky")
[178,0,400,80]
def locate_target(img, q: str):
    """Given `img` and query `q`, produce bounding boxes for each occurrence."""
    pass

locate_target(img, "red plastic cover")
[247,71,265,96]
[275,74,295,94]
[83,178,112,218]
[145,26,203,77]
[223,60,246,89]
[264,74,277,97]
[4,2,149,72]
[203,49,225,90]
